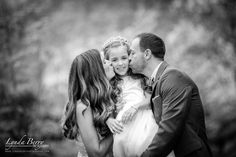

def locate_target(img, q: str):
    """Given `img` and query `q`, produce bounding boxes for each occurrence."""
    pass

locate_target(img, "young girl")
[103,36,159,157]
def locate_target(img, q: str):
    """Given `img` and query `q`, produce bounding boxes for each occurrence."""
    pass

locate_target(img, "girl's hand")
[121,106,138,124]
[106,117,123,134]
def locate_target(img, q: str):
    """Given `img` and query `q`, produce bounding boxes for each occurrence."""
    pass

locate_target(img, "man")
[129,33,212,157]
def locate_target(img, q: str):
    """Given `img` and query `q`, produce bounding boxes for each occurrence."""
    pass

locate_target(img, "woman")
[103,36,160,157]
[61,49,117,157]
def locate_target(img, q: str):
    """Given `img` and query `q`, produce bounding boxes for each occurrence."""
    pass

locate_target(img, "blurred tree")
[0,0,63,156]
[162,0,236,83]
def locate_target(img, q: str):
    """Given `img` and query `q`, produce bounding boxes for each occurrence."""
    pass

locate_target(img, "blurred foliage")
[0,0,236,157]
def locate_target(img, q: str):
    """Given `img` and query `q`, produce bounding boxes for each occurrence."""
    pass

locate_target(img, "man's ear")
[144,49,152,60]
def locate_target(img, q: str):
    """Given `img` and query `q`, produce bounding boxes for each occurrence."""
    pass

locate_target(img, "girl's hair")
[102,36,148,102]
[61,49,115,139]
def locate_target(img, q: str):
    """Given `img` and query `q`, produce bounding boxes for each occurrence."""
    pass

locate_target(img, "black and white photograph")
[1,0,236,157]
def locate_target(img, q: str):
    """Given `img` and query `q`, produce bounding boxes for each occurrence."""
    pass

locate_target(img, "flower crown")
[102,36,130,51]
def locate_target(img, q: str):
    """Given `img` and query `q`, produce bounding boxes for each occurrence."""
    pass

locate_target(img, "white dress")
[113,76,159,157]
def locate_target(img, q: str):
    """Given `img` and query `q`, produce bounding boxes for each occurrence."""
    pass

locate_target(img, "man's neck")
[143,59,163,78]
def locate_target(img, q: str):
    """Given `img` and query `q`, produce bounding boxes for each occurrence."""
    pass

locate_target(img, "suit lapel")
[150,61,169,112]
[150,61,169,123]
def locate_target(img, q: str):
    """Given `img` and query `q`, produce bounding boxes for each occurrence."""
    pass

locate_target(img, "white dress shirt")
[150,61,163,81]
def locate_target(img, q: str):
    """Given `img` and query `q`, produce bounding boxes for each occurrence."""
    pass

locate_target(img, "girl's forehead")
[109,45,128,54]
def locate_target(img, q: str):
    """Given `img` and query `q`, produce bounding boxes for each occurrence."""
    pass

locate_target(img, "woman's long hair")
[61,49,115,139]
[102,37,149,103]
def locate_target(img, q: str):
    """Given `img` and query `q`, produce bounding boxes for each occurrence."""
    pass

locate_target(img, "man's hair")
[136,33,165,59]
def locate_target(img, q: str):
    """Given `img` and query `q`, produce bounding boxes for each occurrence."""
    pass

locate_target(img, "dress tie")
[145,77,155,93]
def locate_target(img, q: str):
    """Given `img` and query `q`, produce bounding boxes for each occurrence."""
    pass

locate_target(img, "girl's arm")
[76,102,113,157]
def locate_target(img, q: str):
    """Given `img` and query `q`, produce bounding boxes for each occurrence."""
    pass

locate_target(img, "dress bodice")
[116,76,147,121]
[121,76,145,107]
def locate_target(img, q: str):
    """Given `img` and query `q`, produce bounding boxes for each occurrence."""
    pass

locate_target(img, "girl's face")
[109,46,129,76]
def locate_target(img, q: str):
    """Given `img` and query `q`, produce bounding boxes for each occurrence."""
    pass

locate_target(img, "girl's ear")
[144,49,152,60]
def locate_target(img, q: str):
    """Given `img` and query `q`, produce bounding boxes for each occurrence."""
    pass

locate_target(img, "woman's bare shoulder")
[76,100,90,114]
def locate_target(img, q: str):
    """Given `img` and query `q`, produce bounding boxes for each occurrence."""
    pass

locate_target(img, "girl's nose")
[118,60,123,65]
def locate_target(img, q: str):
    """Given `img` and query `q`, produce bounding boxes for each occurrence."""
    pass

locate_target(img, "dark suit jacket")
[141,61,212,157]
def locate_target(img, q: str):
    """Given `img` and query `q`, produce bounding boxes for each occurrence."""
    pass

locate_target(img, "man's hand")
[106,117,123,134]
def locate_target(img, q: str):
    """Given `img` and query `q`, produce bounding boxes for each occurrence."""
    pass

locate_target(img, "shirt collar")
[150,61,163,81]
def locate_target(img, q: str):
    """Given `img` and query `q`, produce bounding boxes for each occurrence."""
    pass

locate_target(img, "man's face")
[129,38,146,74]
